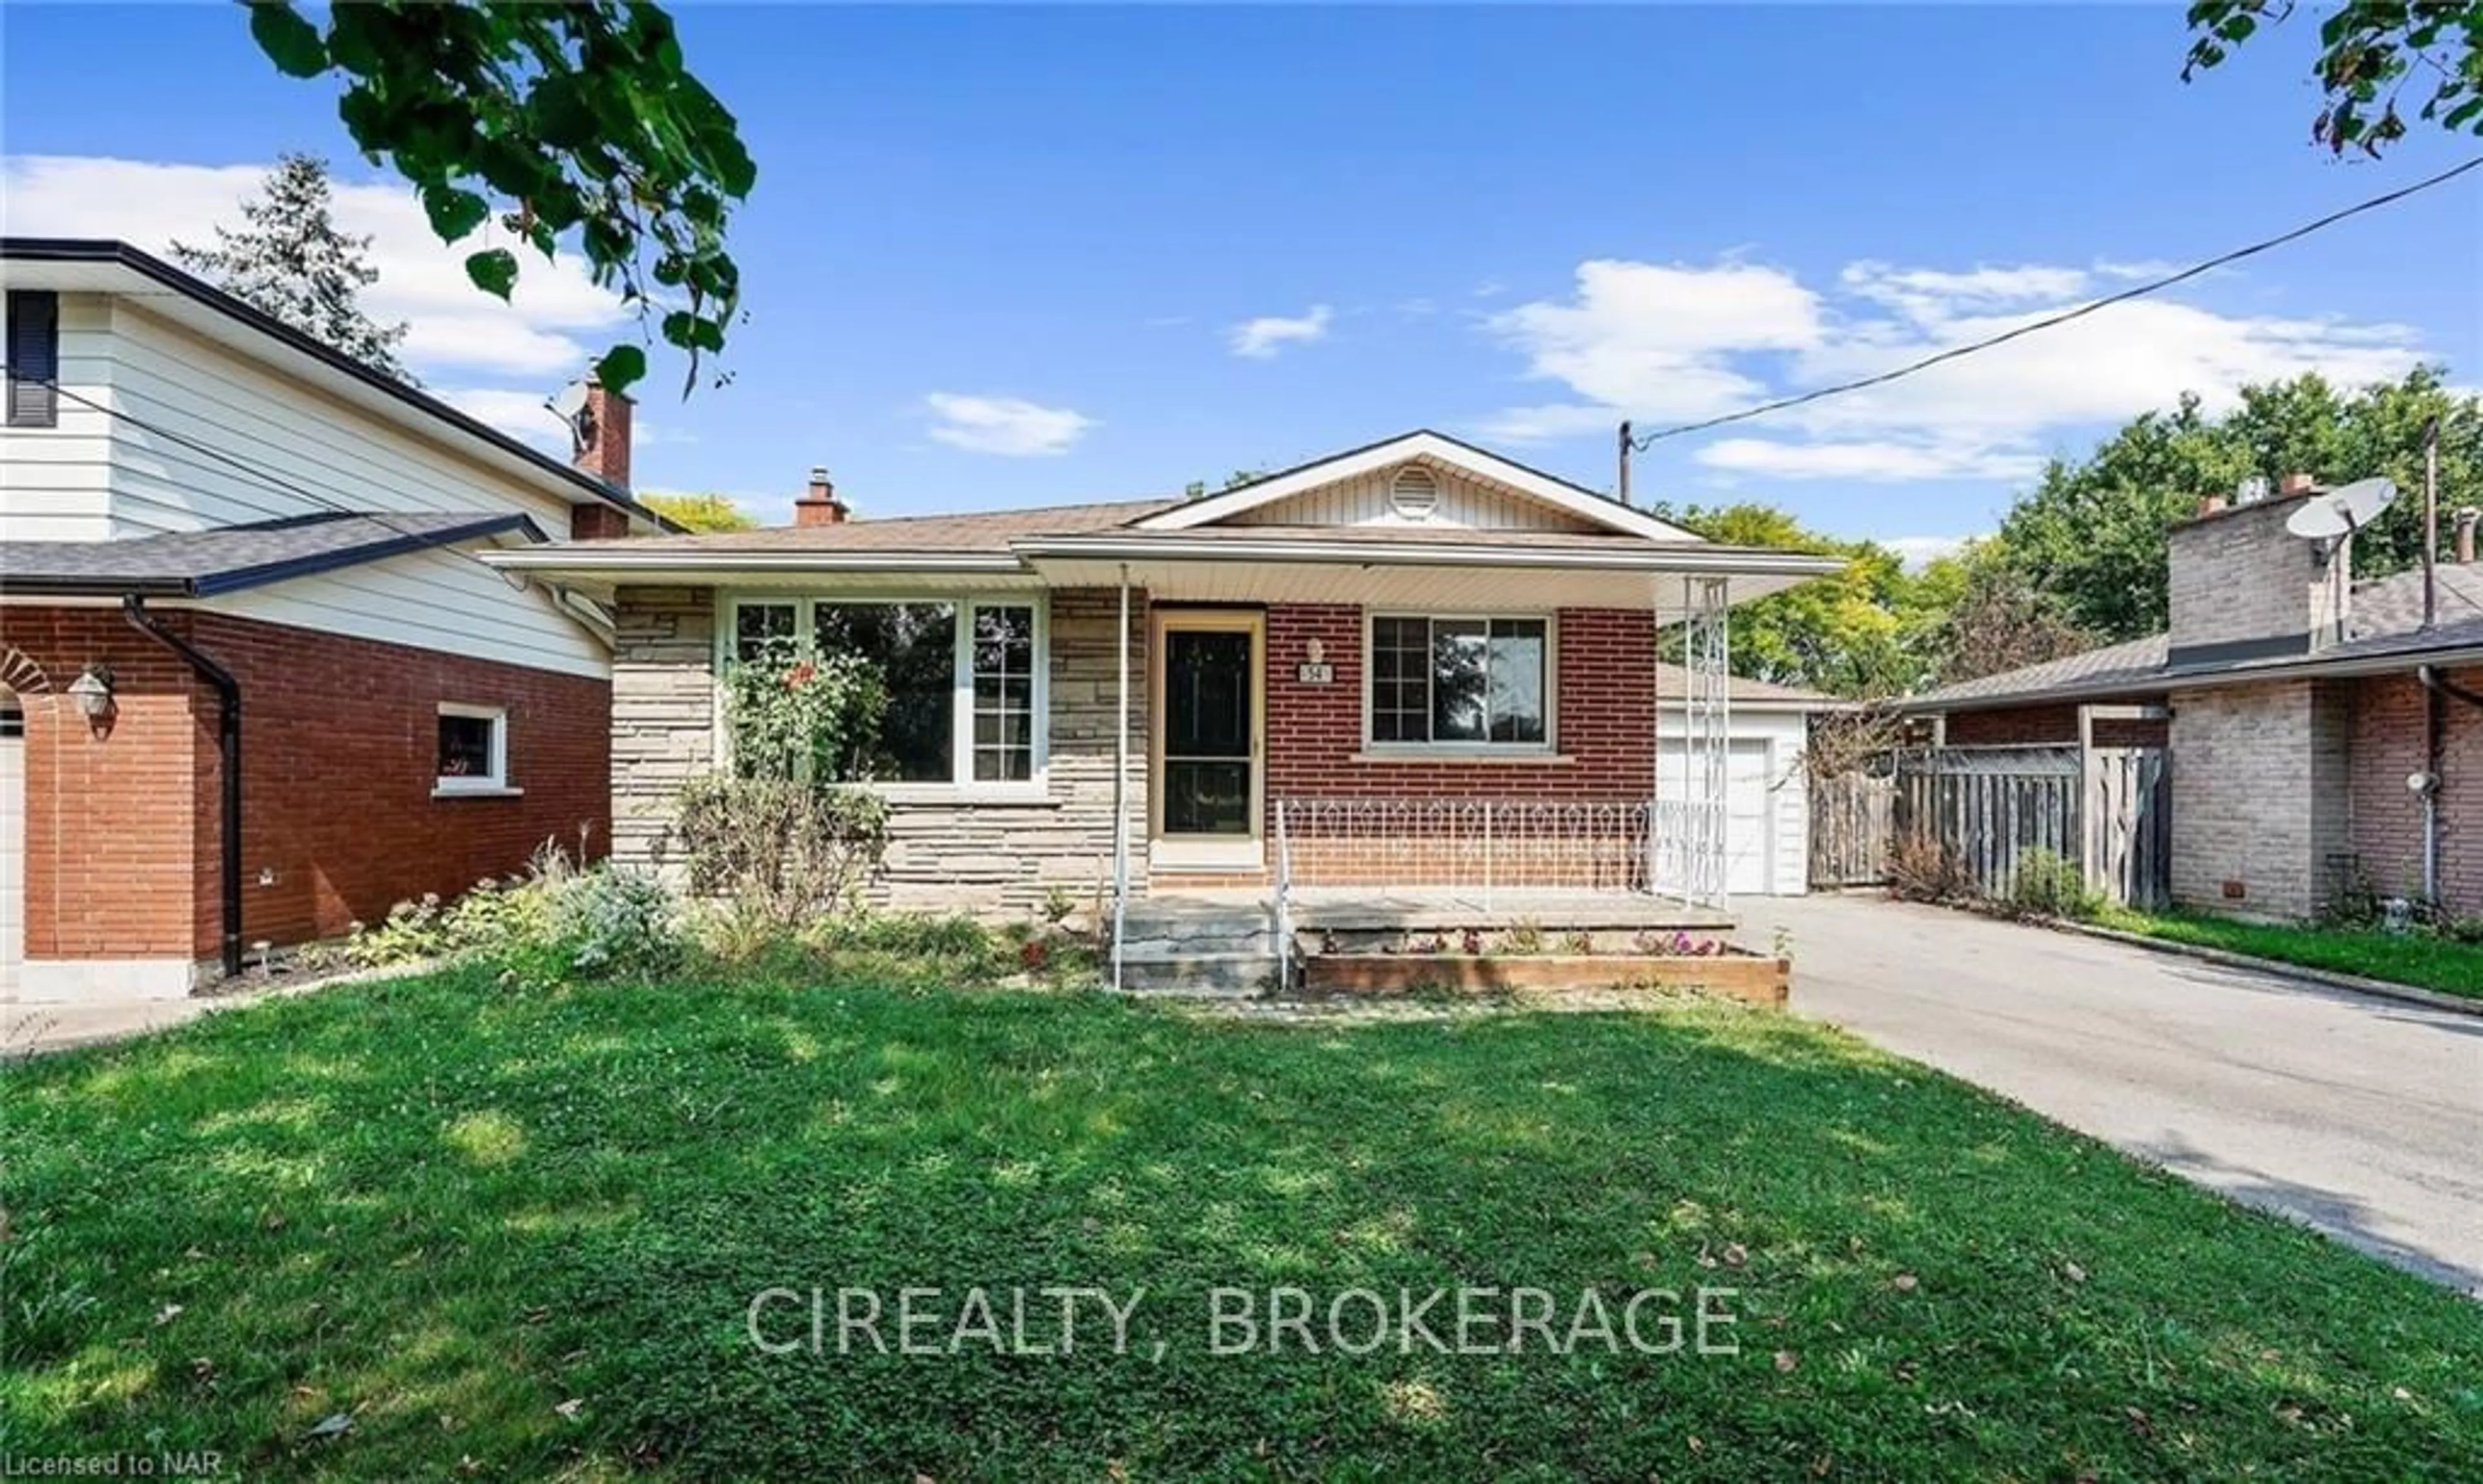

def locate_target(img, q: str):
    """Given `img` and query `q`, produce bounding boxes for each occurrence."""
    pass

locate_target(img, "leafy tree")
[171,153,414,381]
[2183,1,2483,155]
[1651,502,1953,699]
[1999,371,2483,640]
[640,491,757,532]
[1932,542,2096,685]
[243,1,755,397]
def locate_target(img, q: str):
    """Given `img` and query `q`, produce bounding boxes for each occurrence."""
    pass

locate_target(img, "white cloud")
[1473,403,1627,445]
[433,387,569,447]
[1485,253,2434,480]
[1697,436,2045,483]
[1487,259,1822,423]
[0,155,630,383]
[1880,535,1979,570]
[1229,305,1333,358]
[922,393,1095,457]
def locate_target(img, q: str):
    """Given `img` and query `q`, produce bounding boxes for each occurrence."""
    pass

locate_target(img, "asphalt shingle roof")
[0,511,541,597]
[1908,565,2483,709]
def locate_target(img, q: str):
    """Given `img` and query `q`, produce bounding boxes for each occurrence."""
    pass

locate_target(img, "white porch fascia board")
[1130,430,1701,543]
[1013,532,1839,577]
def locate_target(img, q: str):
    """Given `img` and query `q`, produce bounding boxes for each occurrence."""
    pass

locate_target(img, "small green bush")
[342,846,681,982]
[2007,847,2101,921]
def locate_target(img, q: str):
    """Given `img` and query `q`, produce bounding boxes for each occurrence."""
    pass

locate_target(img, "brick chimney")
[565,383,636,541]
[2167,475,2349,667]
[793,467,848,527]
[2457,507,2479,565]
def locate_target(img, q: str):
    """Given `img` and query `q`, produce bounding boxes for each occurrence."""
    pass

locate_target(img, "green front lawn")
[6,972,2479,1478]
[2097,907,2483,1000]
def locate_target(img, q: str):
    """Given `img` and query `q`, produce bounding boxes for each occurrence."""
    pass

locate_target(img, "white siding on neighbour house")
[0,291,608,678]
[0,291,116,543]
[217,542,608,679]
[1229,464,1604,532]
[95,298,581,537]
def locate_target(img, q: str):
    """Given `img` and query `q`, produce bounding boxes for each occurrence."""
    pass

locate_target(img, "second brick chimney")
[793,467,849,528]
[2167,474,2348,666]
[2458,507,2480,565]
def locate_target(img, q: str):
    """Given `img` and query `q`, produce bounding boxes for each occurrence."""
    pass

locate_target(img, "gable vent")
[1388,464,1440,521]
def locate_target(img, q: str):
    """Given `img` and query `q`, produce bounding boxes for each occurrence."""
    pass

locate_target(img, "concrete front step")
[1115,951,1279,997]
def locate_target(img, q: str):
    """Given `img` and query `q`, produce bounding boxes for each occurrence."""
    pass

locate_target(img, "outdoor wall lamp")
[67,662,116,732]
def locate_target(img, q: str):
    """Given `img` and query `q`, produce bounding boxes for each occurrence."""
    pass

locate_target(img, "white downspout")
[1112,567,1131,993]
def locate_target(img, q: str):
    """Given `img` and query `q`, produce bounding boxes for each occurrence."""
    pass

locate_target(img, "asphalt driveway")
[1735,893,2483,1295]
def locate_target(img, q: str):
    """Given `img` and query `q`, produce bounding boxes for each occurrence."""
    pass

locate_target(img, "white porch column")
[1111,567,1131,993]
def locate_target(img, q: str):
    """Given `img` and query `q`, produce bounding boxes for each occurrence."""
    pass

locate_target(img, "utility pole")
[1617,420,1633,507]
[2424,414,2440,629]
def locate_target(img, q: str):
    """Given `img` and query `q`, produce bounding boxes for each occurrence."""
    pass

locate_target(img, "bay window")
[727,596,1042,789]
[1368,614,1549,747]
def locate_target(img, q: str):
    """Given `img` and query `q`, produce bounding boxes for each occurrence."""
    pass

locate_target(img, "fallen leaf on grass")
[153,1303,183,1326]
[1891,1272,1918,1292]
[301,1413,353,1443]
[1774,1351,1800,1373]
[554,1399,584,1421]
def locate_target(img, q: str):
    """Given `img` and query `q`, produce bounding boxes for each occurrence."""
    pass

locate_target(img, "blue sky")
[5,4,2478,552]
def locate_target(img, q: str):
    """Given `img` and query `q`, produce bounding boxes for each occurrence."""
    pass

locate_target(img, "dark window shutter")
[7,290,59,427]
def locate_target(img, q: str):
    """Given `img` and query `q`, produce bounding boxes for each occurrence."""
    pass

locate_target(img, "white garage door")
[1,696,22,1001]
[1657,737,1776,896]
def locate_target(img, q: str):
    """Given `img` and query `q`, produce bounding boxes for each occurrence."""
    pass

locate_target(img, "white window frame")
[433,702,515,797]
[718,591,1051,802]
[1360,610,1557,755]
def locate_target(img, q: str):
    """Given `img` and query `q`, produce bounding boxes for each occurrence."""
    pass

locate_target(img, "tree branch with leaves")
[2184,1,2483,154]
[244,0,756,398]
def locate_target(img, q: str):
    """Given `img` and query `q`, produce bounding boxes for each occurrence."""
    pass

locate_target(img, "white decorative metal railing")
[1271,797,1682,899]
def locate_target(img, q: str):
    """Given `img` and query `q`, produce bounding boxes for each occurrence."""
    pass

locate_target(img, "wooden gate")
[2083,746,2173,909]
[1808,771,1895,887]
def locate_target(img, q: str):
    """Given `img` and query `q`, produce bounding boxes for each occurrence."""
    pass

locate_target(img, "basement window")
[435,704,512,795]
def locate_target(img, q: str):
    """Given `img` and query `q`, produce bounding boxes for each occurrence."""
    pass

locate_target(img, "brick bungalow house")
[1904,479,2483,921]
[1,239,666,1005]
[483,431,1840,986]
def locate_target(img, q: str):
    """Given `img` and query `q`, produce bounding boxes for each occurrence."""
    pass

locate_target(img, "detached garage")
[1655,666,1840,897]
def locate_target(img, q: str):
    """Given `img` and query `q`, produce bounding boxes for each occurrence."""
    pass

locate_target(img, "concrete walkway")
[1736,893,2483,1295]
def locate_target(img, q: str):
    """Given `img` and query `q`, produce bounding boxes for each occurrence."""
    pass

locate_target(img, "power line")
[1628,155,2483,451]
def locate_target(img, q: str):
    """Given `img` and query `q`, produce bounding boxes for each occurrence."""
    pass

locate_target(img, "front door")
[1151,610,1263,870]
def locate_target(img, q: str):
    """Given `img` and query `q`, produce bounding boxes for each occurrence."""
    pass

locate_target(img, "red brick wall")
[2349,668,2482,918]
[1,605,610,967]
[1261,604,1657,808]
[0,607,201,960]
[1940,704,2078,746]
[1937,704,2166,749]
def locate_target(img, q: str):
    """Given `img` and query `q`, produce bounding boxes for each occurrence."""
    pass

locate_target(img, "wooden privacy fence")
[1812,745,2170,907]
[1809,771,1895,887]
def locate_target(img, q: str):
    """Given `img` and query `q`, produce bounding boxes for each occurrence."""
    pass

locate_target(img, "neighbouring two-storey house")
[1,239,665,1005]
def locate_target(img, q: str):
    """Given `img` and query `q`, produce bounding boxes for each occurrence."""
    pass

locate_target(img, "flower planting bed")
[1299,929,1788,1008]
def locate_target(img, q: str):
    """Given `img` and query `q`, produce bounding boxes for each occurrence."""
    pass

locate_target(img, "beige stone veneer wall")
[610,585,1148,918]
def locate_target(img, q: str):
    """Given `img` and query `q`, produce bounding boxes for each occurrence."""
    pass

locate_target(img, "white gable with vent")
[1137,430,1699,541]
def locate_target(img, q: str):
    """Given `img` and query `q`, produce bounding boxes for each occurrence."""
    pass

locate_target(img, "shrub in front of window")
[681,646,895,936]
[720,649,888,782]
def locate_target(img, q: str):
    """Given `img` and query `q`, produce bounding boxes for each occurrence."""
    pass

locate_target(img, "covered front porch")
[1027,532,1829,993]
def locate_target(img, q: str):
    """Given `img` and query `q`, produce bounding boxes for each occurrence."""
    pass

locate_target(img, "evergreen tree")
[172,153,415,382]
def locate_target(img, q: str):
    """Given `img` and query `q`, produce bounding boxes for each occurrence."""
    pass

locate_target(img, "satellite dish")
[2284,477,2396,541]
[544,380,594,455]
